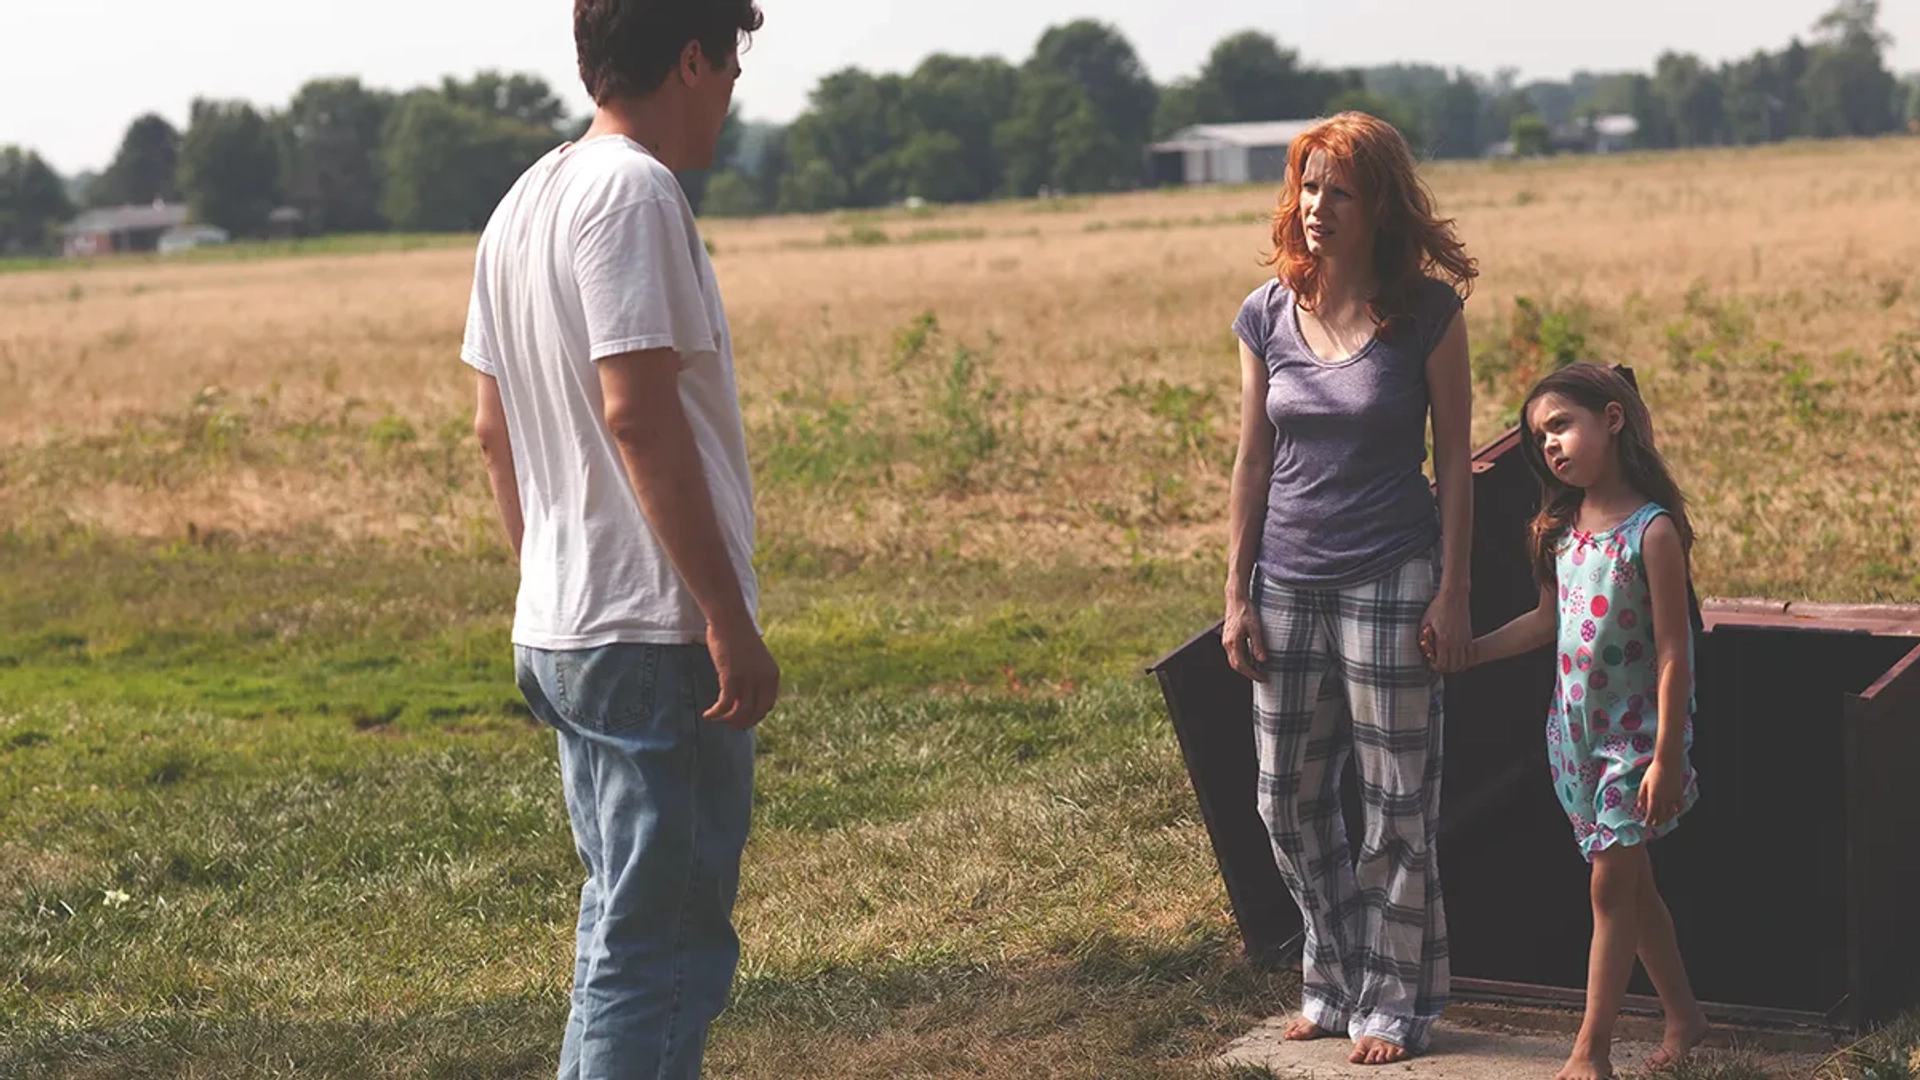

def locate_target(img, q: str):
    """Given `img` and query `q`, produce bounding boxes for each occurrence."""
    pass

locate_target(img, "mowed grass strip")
[0,539,1287,1079]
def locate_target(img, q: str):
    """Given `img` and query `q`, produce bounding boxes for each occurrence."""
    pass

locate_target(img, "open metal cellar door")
[1151,367,1920,1031]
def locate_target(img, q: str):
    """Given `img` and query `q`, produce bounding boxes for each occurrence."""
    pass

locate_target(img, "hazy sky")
[6,0,1916,175]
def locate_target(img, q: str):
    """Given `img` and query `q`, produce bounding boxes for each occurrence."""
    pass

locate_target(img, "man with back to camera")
[463,1,777,1077]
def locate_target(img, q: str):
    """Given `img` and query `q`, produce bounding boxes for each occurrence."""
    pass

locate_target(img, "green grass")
[0,534,1284,1079]
[784,224,992,250]
[1081,210,1268,234]
[1652,1055,1793,1080]
[10,535,1915,1079]
[1819,1015,1920,1080]
[5,537,1916,1078]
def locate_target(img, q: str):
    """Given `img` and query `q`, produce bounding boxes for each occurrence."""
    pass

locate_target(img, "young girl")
[1451,364,1709,1080]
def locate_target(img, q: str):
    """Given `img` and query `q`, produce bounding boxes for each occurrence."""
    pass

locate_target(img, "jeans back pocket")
[553,643,665,735]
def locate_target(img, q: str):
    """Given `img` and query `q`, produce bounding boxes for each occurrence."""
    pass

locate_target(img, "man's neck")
[580,96,691,171]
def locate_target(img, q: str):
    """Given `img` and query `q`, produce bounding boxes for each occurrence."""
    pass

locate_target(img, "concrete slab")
[1218,1014,1831,1079]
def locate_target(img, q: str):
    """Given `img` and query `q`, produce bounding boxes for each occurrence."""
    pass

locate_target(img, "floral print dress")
[1547,502,1699,860]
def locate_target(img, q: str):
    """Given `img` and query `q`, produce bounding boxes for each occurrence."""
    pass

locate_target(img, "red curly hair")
[1266,112,1477,330]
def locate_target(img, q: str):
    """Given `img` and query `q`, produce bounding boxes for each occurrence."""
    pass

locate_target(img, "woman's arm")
[1637,516,1692,827]
[1224,339,1277,680]
[1423,310,1474,671]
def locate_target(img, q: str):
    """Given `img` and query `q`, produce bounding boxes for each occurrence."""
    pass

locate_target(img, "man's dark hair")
[575,0,763,104]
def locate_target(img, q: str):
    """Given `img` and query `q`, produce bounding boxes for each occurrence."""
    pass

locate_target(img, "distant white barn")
[1147,121,1317,187]
[1587,114,1640,154]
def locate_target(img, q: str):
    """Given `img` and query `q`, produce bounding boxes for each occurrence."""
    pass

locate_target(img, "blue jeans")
[515,643,755,1080]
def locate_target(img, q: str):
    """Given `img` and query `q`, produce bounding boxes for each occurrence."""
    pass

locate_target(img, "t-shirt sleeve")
[1233,283,1274,354]
[574,196,719,365]
[460,250,498,377]
[1418,278,1466,358]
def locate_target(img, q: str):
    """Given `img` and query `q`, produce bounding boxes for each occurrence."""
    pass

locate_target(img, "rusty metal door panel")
[1662,627,1916,1018]
[1152,624,1297,962]
[1426,423,1578,991]
[1844,641,1920,1026]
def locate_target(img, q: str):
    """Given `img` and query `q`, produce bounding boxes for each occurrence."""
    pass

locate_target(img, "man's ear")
[678,40,705,85]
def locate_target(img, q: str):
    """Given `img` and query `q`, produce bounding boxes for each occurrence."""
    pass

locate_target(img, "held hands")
[1419,626,1477,673]
[1232,589,1479,678]
[1420,588,1472,673]
[1636,758,1685,829]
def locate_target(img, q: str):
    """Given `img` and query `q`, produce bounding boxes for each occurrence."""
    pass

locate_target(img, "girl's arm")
[1223,340,1277,680]
[1462,582,1558,668]
[1423,311,1474,671]
[1638,515,1692,827]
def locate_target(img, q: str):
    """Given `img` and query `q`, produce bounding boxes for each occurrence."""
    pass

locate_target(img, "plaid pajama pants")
[1250,550,1448,1052]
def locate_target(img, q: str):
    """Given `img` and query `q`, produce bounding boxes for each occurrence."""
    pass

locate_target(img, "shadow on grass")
[1,935,1295,1080]
[0,991,564,1080]
[719,930,1296,1080]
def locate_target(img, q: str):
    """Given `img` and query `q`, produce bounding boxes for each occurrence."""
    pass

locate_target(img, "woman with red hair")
[1220,112,1477,1065]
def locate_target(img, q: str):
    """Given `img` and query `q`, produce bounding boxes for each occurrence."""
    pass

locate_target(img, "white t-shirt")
[461,136,758,650]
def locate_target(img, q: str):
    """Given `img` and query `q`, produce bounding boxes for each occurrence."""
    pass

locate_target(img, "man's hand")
[704,619,780,730]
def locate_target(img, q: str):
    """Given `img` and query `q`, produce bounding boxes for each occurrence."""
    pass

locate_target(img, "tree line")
[1,0,1913,253]
[1,72,574,254]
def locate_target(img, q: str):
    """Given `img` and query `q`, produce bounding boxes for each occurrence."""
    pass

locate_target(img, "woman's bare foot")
[1555,1044,1615,1080]
[1282,1016,1335,1041]
[1644,1010,1709,1070]
[1350,1036,1410,1065]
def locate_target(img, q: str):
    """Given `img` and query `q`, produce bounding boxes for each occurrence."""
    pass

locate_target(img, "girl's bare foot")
[1555,1045,1615,1080]
[1282,1016,1334,1041]
[1644,1011,1709,1070]
[1350,1036,1409,1065]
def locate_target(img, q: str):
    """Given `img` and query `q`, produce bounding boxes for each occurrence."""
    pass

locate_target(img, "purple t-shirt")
[1234,276,1464,589]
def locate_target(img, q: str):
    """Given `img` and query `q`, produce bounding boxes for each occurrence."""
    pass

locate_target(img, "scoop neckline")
[1572,501,1657,541]
[1286,291,1381,368]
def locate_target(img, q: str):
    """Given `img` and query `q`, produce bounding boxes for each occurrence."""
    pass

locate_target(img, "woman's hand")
[1637,758,1685,829]
[1422,587,1471,673]
[1223,596,1267,681]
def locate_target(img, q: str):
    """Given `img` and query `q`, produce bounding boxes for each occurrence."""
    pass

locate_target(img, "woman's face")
[1298,149,1375,263]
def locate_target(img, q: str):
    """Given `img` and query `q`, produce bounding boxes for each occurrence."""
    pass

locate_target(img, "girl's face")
[1298,149,1375,262]
[1528,393,1625,489]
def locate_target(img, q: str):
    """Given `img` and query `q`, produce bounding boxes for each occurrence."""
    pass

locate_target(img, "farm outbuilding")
[266,206,307,240]
[1585,113,1640,153]
[1147,121,1316,187]
[157,224,231,255]
[1490,113,1642,158]
[61,201,190,258]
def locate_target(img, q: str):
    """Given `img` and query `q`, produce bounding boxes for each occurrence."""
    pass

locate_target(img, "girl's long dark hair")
[1520,364,1694,587]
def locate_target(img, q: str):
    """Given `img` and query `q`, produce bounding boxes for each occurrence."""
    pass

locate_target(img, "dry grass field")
[3,137,1919,1079]
[5,136,1920,596]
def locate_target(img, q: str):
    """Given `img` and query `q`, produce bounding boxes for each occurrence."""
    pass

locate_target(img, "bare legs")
[1556,845,1707,1080]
